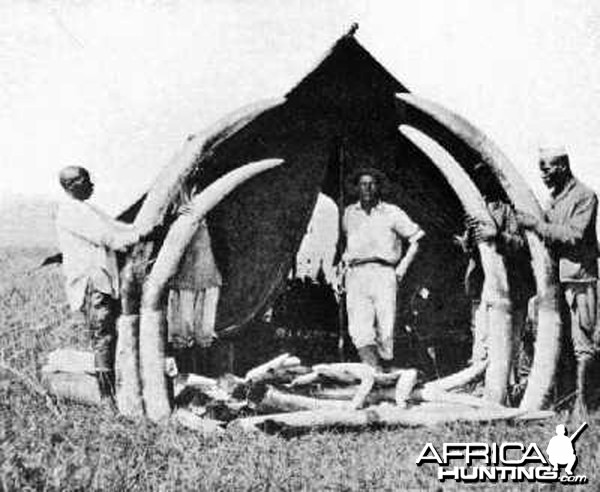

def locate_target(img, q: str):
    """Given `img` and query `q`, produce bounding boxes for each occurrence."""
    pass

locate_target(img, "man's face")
[539,157,566,190]
[358,174,378,204]
[68,170,94,200]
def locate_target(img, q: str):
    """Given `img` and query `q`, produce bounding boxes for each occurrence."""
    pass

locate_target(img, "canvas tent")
[50,29,562,418]
[125,32,480,336]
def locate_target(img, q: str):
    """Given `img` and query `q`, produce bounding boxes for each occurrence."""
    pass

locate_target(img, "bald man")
[56,166,142,401]
[516,148,599,419]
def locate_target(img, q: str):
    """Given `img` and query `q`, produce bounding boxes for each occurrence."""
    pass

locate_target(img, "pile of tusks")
[41,349,554,435]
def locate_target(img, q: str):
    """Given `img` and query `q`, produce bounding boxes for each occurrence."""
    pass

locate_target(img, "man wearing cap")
[56,166,146,401]
[341,168,424,371]
[516,147,599,418]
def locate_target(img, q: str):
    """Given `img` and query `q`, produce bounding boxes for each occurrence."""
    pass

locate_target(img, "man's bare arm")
[395,230,425,281]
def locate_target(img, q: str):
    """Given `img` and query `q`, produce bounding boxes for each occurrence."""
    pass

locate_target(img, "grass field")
[1,248,599,491]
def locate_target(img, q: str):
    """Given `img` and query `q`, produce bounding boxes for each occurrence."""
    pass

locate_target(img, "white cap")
[539,145,568,160]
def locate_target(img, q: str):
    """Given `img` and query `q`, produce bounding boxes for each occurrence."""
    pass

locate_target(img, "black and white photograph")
[1,1,599,489]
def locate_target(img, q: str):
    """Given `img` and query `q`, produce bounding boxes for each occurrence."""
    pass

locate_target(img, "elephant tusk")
[139,158,284,422]
[115,99,285,420]
[400,125,512,404]
[142,158,284,311]
[133,99,285,235]
[424,359,488,392]
[396,93,561,411]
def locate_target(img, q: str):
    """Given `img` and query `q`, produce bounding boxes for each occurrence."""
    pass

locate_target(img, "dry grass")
[1,247,599,491]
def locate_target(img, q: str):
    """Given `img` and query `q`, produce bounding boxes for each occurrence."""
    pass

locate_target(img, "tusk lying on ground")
[395,369,418,408]
[173,408,225,435]
[229,404,530,433]
[423,359,489,392]
[244,353,299,383]
[253,386,351,412]
[312,363,375,409]
[43,349,95,374]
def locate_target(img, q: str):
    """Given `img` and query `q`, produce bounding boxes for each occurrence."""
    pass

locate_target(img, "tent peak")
[286,25,407,99]
[345,22,359,38]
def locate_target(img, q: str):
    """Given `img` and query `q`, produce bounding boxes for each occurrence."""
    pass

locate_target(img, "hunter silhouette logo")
[416,422,589,484]
[546,422,587,476]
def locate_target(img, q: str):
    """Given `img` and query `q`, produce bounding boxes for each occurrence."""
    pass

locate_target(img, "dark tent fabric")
[154,34,473,334]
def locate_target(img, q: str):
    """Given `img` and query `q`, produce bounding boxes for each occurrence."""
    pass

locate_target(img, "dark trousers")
[82,287,119,380]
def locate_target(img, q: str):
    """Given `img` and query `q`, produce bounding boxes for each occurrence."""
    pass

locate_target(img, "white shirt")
[56,197,139,311]
[343,201,422,265]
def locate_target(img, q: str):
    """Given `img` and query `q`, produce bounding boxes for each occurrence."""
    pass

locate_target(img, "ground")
[1,248,599,491]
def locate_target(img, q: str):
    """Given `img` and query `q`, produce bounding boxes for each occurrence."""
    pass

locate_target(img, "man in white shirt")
[56,166,143,399]
[342,169,425,371]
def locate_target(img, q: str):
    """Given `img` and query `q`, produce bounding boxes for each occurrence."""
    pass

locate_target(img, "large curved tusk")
[400,126,512,404]
[115,99,284,419]
[120,99,285,306]
[396,94,541,213]
[134,99,285,235]
[139,158,284,422]
[142,158,284,310]
[397,94,561,411]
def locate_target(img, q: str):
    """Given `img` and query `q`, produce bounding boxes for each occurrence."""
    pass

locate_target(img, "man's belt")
[348,257,396,268]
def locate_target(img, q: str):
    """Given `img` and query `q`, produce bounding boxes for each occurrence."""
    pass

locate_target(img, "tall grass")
[1,248,598,491]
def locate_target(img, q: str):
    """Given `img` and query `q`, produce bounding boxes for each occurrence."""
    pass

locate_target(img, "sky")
[2,0,600,216]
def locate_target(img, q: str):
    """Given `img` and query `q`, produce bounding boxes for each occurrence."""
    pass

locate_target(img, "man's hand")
[466,216,497,243]
[515,211,540,230]
[198,331,218,349]
[453,233,467,251]
[333,262,346,295]
[395,262,408,282]
[178,203,194,216]
[593,325,600,349]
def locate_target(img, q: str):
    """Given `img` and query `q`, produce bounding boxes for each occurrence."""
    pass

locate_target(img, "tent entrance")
[230,132,474,376]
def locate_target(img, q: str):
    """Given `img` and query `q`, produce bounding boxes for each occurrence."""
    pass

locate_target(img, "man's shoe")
[380,359,400,373]
[357,345,382,372]
[99,396,118,415]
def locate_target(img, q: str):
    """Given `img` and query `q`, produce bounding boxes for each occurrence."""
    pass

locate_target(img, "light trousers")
[345,264,397,360]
